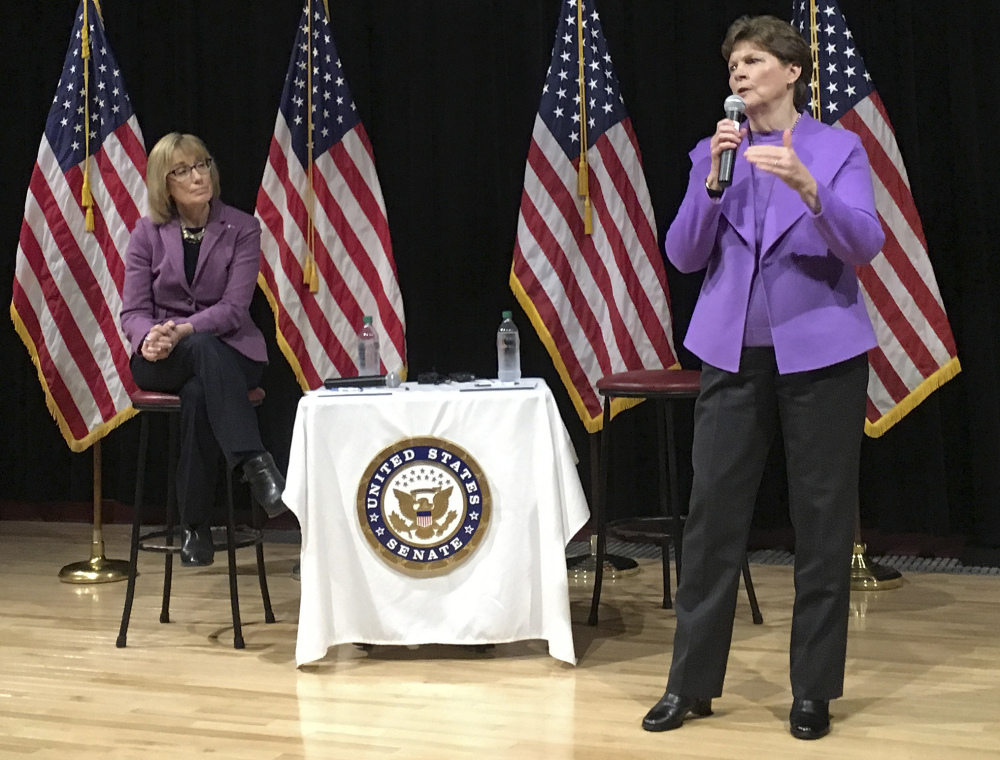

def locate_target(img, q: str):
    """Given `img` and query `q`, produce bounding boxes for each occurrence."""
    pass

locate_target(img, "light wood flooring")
[1,520,998,759]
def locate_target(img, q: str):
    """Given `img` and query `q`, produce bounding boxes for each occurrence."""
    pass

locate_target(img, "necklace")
[747,110,803,146]
[181,226,205,244]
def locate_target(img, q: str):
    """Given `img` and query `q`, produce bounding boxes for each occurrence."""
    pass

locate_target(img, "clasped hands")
[707,119,821,213]
[140,320,194,362]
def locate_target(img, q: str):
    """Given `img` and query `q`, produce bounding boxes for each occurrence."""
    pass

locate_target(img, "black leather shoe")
[180,526,215,567]
[641,691,713,732]
[241,452,288,518]
[789,699,830,740]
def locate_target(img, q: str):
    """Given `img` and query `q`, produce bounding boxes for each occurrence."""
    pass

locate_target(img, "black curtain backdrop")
[2,1,998,548]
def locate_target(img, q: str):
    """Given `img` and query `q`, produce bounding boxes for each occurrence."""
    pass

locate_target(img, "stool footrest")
[607,515,684,544]
[138,526,264,554]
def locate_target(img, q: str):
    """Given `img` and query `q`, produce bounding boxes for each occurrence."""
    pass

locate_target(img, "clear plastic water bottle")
[497,310,521,382]
[357,316,380,376]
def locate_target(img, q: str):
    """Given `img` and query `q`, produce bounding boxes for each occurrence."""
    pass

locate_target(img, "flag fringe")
[510,268,677,433]
[257,274,313,393]
[9,302,137,452]
[865,355,961,438]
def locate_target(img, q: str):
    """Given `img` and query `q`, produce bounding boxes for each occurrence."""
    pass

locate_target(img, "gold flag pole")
[80,0,95,231]
[302,0,319,293]
[567,3,632,580]
[808,0,901,591]
[59,0,128,584]
[808,0,821,121]
[59,441,130,583]
[576,0,592,234]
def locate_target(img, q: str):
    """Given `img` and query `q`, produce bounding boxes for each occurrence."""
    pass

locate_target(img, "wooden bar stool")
[587,369,763,626]
[116,388,275,649]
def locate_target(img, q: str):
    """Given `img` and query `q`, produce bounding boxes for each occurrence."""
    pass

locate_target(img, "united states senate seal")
[356,436,492,574]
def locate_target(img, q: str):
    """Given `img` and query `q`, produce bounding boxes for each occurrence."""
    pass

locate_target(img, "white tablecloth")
[284,378,589,665]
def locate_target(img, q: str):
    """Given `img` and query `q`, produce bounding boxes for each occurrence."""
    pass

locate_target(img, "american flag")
[11,0,146,452]
[256,0,405,388]
[793,0,960,436]
[511,0,677,433]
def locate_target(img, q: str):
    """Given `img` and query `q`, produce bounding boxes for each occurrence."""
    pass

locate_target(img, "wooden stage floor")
[1,521,998,759]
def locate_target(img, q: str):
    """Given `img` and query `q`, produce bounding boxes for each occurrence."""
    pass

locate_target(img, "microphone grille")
[724,94,746,115]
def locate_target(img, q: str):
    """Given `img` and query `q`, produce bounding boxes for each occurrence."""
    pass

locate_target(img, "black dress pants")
[666,347,868,701]
[130,333,265,527]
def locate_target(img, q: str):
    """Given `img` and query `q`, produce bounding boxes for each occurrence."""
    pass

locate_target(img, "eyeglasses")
[167,157,213,181]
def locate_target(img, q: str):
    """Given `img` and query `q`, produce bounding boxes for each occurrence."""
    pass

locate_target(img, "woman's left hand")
[141,320,195,361]
[744,129,821,213]
[161,321,195,353]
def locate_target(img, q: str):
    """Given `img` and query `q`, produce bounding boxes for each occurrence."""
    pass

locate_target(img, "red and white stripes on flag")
[794,0,960,436]
[11,0,146,452]
[256,0,405,389]
[511,0,677,433]
[843,94,959,435]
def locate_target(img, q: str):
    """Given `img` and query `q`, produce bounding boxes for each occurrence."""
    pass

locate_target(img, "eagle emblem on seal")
[390,487,457,538]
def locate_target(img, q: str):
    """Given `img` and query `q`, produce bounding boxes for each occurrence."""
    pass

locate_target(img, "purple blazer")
[120,200,267,363]
[665,113,884,374]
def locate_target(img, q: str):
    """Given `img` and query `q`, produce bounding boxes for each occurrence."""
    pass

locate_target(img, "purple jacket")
[120,200,267,363]
[665,113,884,374]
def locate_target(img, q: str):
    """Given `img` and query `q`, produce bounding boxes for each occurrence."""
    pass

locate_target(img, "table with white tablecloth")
[284,378,590,666]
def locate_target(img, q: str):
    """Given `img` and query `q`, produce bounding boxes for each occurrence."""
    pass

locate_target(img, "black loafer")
[180,526,215,567]
[642,691,713,732]
[789,698,830,740]
[241,452,288,518]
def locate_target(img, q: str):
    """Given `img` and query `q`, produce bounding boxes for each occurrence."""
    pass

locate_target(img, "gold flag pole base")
[59,555,131,584]
[568,534,640,582]
[850,541,904,591]
[59,441,131,584]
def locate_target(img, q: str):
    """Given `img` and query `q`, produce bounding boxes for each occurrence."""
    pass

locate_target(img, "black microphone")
[717,94,746,188]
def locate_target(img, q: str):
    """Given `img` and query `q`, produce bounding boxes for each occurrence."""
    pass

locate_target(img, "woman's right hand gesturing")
[706,118,747,192]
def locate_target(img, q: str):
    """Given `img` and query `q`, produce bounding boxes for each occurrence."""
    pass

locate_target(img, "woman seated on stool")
[120,132,287,567]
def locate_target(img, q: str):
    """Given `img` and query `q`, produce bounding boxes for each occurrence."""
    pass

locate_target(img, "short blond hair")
[145,133,221,224]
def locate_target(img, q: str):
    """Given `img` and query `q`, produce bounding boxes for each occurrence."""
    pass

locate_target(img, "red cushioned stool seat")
[596,368,702,397]
[130,387,266,411]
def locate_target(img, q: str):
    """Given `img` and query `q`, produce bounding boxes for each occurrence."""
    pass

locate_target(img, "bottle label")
[358,336,380,375]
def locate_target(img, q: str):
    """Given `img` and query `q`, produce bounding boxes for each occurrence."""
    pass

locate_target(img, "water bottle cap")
[363,316,373,325]
[502,310,512,319]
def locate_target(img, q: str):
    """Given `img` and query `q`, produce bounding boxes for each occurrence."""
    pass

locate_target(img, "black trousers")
[130,333,265,527]
[667,347,869,701]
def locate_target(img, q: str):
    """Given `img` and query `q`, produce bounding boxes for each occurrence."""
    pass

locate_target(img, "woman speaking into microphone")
[642,16,884,740]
